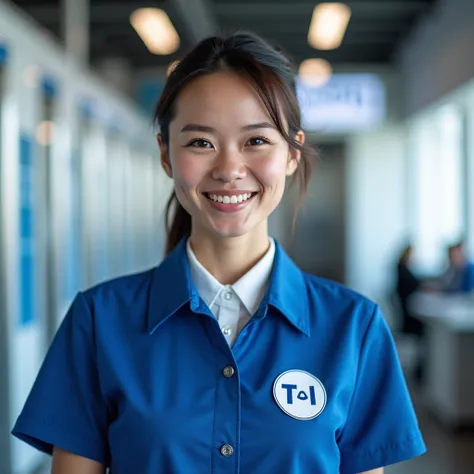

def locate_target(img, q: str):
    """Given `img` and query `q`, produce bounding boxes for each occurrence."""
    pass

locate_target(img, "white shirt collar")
[186,238,275,316]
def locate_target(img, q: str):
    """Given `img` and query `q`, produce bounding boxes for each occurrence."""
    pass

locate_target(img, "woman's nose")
[211,150,247,182]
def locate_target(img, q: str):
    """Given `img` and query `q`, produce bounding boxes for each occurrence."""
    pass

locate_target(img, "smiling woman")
[12,32,426,474]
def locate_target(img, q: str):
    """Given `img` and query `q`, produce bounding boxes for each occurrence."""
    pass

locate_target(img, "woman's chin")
[206,220,254,239]
[192,214,264,240]
[211,227,249,239]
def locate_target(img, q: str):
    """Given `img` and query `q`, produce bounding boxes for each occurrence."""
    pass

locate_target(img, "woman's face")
[159,71,304,241]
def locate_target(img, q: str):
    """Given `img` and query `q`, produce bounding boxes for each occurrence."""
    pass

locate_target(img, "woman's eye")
[187,139,213,148]
[247,136,270,146]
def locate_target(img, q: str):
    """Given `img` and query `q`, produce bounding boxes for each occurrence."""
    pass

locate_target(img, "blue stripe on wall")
[0,42,8,64]
[19,135,35,326]
[42,75,58,98]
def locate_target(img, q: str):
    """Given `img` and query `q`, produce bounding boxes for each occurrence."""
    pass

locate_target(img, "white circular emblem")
[273,370,327,420]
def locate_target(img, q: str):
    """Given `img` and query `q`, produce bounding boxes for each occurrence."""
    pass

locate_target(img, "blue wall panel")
[136,80,164,117]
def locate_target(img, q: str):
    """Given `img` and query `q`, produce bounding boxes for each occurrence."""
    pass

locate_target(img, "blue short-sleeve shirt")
[12,239,426,473]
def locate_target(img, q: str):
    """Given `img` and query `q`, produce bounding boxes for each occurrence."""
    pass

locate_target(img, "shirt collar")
[265,241,310,336]
[147,238,310,337]
[186,238,275,316]
[147,239,197,335]
[186,240,224,311]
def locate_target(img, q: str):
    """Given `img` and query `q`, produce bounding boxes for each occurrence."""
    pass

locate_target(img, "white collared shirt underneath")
[186,238,275,347]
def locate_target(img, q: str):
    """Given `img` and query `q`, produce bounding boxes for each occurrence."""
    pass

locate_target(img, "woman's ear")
[286,131,305,176]
[157,133,172,178]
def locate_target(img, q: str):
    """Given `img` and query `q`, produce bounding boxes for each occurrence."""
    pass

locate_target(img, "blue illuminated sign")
[296,73,386,133]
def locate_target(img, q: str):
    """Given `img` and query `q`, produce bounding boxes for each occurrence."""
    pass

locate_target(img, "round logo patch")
[273,370,327,420]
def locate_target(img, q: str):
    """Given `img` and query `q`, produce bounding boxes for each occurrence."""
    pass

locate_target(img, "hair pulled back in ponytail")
[164,192,191,257]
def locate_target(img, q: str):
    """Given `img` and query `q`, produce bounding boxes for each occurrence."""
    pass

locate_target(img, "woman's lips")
[203,191,258,213]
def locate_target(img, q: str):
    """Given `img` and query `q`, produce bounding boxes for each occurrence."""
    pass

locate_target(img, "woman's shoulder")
[302,272,375,307]
[80,267,157,310]
[300,272,380,329]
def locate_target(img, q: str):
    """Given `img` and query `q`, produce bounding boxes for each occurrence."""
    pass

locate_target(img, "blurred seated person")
[395,245,426,384]
[441,242,474,293]
[395,245,423,336]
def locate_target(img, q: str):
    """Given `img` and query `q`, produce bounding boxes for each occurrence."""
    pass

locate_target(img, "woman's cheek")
[172,154,206,187]
[254,153,288,186]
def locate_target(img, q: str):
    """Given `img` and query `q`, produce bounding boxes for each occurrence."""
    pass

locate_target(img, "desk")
[409,292,474,430]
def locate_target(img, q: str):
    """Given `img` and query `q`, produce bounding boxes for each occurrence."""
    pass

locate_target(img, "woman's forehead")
[172,71,274,128]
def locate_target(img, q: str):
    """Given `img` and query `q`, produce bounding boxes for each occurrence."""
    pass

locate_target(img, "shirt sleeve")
[338,304,427,473]
[11,292,110,465]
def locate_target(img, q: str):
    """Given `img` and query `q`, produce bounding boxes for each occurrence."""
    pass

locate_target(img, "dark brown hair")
[154,32,316,256]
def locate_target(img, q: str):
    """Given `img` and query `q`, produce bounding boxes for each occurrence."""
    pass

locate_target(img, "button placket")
[212,355,239,471]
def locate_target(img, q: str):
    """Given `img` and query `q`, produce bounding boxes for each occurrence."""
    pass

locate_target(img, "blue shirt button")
[223,366,235,378]
[220,444,234,457]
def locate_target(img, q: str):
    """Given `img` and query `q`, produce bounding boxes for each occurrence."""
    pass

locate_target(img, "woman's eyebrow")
[180,121,277,134]
[180,124,215,133]
[241,122,277,131]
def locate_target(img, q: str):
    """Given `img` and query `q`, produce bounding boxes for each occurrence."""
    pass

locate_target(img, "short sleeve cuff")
[12,414,109,465]
[339,432,427,474]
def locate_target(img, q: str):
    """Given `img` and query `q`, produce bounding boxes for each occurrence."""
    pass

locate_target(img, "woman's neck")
[189,227,271,285]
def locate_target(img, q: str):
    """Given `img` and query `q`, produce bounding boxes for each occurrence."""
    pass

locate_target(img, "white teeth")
[208,193,254,204]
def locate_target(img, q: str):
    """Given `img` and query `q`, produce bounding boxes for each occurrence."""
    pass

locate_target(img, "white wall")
[329,66,408,313]
[466,96,474,256]
[346,124,408,315]
[402,77,474,264]
[398,0,474,117]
